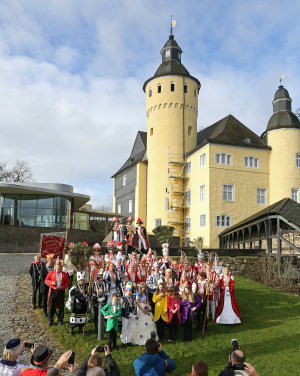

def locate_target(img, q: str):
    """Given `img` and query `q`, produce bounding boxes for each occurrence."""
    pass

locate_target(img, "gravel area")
[0,253,64,366]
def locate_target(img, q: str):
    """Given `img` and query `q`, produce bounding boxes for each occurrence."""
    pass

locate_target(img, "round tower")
[262,84,300,204]
[143,33,200,235]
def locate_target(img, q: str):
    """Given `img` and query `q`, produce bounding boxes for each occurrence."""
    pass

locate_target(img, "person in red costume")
[216,267,241,324]
[45,258,69,326]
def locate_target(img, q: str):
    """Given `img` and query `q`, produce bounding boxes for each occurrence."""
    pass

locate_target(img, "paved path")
[0,253,64,366]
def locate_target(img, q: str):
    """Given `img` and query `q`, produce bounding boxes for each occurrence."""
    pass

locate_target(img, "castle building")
[112,33,300,248]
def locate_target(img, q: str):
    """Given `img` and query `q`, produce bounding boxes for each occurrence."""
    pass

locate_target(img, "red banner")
[40,232,67,259]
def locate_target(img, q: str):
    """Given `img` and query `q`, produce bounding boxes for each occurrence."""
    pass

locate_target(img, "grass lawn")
[36,276,300,375]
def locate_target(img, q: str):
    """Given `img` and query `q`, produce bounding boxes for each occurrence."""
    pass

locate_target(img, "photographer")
[76,345,120,376]
[218,340,259,376]
[133,338,176,376]
[0,339,34,376]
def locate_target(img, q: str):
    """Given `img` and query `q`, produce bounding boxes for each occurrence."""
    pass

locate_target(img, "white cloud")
[0,0,299,207]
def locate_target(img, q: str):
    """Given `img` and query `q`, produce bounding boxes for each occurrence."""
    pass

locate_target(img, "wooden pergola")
[219,198,300,255]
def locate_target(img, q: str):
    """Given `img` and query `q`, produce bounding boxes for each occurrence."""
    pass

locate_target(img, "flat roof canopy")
[0,182,90,211]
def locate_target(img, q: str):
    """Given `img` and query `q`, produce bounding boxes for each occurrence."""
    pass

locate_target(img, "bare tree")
[296,108,300,120]
[0,160,33,183]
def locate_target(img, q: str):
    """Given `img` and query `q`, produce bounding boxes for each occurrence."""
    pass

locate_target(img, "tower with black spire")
[262,84,300,203]
[143,31,200,236]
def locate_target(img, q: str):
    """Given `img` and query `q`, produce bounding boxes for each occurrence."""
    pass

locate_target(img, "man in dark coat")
[29,254,43,309]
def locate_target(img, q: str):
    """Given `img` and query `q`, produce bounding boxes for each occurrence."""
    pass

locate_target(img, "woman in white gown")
[131,282,157,345]
[216,267,241,324]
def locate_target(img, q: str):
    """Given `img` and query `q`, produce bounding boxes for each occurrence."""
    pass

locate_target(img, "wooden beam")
[279,235,300,253]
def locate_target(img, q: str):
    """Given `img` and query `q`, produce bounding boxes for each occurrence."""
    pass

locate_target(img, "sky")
[0,0,299,209]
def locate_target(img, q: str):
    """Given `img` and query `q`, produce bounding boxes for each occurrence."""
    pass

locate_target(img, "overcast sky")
[0,0,299,209]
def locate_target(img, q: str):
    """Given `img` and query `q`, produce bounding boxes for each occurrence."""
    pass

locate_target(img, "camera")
[68,352,75,365]
[96,345,105,353]
[229,339,245,371]
[24,342,34,350]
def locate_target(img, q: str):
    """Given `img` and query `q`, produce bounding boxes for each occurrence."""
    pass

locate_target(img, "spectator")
[76,345,120,376]
[86,368,105,376]
[188,361,208,376]
[0,339,32,376]
[133,338,176,376]
[218,350,259,376]
[43,349,75,376]
[21,345,58,376]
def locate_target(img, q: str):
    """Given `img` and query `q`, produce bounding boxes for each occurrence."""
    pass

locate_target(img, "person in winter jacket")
[133,339,176,376]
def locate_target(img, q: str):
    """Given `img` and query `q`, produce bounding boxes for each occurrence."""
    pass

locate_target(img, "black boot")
[70,328,74,335]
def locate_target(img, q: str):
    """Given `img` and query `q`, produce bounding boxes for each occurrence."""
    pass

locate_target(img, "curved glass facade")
[0,194,71,228]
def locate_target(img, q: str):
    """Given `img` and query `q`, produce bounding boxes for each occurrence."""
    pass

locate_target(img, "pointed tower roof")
[143,34,200,91]
[264,85,300,133]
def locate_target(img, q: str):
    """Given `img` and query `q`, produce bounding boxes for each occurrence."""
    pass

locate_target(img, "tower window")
[184,84,188,93]
[170,82,175,92]
[296,154,300,168]
[117,204,121,214]
[165,49,170,58]
[200,214,206,227]
[188,126,192,135]
[148,88,152,97]
[123,174,127,186]
[150,128,153,136]
[194,88,197,97]
[157,84,161,93]
[216,215,231,228]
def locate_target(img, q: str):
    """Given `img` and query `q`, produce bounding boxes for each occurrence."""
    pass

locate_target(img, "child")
[181,286,201,341]
[120,282,136,348]
[152,281,168,340]
[167,286,181,341]
[101,293,121,351]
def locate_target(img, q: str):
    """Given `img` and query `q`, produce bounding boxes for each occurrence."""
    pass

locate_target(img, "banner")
[40,231,67,259]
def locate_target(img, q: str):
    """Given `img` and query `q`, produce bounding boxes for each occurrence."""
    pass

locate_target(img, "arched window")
[194,88,197,97]
[157,84,161,93]
[149,88,152,97]
[170,82,175,92]
[184,84,188,94]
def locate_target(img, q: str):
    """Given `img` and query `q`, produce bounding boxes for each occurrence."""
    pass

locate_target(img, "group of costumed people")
[29,216,241,352]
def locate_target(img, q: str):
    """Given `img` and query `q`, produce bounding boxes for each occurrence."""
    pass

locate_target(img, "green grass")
[36,277,300,375]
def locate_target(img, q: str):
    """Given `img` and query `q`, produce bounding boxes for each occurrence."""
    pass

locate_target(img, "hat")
[6,339,21,350]
[68,243,74,249]
[162,243,169,255]
[197,252,204,259]
[125,282,133,290]
[93,243,101,250]
[136,217,143,224]
[82,241,88,246]
[112,217,119,223]
[77,271,86,281]
[153,262,159,268]
[126,216,133,222]
[116,254,123,261]
[31,345,52,367]
[46,254,54,259]
[55,257,62,265]
[116,242,123,250]
[214,255,219,261]
[173,260,178,266]
[97,269,104,277]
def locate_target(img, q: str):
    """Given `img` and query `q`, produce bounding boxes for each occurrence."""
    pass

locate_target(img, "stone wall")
[0,225,106,253]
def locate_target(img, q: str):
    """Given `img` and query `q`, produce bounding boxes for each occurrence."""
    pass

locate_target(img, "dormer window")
[244,137,251,144]
[165,49,171,58]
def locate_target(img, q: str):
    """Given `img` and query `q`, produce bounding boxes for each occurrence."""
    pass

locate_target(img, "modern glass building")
[0,183,90,229]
